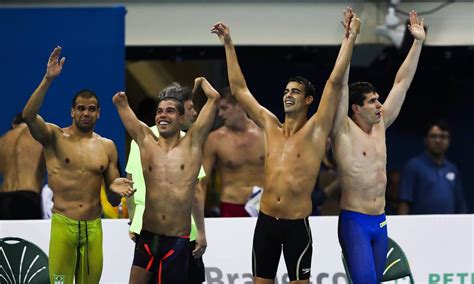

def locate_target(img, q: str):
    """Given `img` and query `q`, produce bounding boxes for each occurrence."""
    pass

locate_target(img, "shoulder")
[96,135,117,150]
[208,127,227,141]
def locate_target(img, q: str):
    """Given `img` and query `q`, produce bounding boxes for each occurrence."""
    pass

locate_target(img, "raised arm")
[112,92,151,146]
[22,46,66,145]
[383,10,425,128]
[187,77,220,148]
[310,14,361,136]
[211,22,278,129]
[331,8,354,137]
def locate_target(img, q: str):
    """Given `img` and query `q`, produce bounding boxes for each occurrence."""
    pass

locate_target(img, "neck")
[352,116,373,134]
[228,116,252,132]
[283,111,307,135]
[426,151,445,165]
[69,124,94,138]
[159,131,181,148]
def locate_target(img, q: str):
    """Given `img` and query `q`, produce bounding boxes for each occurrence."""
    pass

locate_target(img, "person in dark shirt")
[398,120,467,214]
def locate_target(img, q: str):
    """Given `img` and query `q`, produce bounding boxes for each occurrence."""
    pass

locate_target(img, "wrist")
[43,75,55,83]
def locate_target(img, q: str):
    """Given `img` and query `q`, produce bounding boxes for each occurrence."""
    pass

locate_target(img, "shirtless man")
[22,46,134,284]
[330,11,425,284]
[212,9,361,283]
[202,88,265,217]
[113,77,219,283]
[0,114,45,219]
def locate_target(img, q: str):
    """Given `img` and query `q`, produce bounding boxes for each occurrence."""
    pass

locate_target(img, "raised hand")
[193,77,220,100]
[341,7,354,38]
[349,13,361,36]
[211,22,231,45]
[109,177,135,197]
[45,46,66,80]
[408,10,425,41]
[112,91,129,107]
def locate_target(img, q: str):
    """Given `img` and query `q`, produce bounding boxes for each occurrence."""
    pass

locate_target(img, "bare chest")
[141,143,197,178]
[266,133,320,170]
[51,137,109,175]
[217,135,265,169]
[338,125,387,170]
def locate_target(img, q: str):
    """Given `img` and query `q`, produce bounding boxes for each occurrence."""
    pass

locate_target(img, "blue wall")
[0,6,126,171]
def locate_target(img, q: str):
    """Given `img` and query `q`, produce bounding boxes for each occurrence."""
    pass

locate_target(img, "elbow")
[21,110,35,123]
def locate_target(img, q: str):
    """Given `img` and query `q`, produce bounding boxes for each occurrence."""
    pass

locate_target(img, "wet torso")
[0,124,45,193]
[212,125,265,205]
[261,121,327,219]
[44,126,113,220]
[140,134,202,237]
[333,119,387,215]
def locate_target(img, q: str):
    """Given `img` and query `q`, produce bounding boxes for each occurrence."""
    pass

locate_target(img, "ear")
[351,104,360,114]
[70,107,74,118]
[305,96,314,105]
[97,108,101,119]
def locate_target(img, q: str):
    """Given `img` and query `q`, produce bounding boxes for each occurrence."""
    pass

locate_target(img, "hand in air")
[193,77,220,100]
[211,22,231,45]
[45,46,66,80]
[408,10,425,41]
[112,91,129,107]
[341,7,354,38]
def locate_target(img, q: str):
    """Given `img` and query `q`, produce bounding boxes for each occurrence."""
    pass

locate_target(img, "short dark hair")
[158,82,192,102]
[156,97,185,116]
[348,82,377,117]
[72,89,100,108]
[219,87,238,105]
[424,120,451,137]
[288,76,315,99]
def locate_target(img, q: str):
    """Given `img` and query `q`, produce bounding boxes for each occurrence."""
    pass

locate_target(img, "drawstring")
[77,221,90,275]
[86,222,90,275]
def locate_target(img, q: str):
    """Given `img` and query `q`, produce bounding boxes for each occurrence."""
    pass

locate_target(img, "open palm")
[45,46,66,80]
[408,11,425,41]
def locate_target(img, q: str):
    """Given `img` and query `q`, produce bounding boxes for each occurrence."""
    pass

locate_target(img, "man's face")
[424,125,450,156]
[218,98,242,127]
[354,92,382,124]
[282,81,312,114]
[71,97,100,132]
[155,100,184,137]
[182,99,197,131]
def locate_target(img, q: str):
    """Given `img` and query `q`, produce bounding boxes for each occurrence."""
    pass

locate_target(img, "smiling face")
[71,97,100,132]
[282,81,313,114]
[155,99,184,138]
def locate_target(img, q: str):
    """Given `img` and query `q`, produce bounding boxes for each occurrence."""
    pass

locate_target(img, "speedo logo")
[380,220,387,228]
[302,268,311,274]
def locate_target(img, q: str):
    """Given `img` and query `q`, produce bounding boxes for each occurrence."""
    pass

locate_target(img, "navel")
[363,151,367,156]
[100,165,104,171]
[148,166,152,172]
[65,157,70,163]
[297,154,301,158]
[226,160,233,167]
[259,155,264,161]
[161,215,166,220]
[181,164,185,170]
